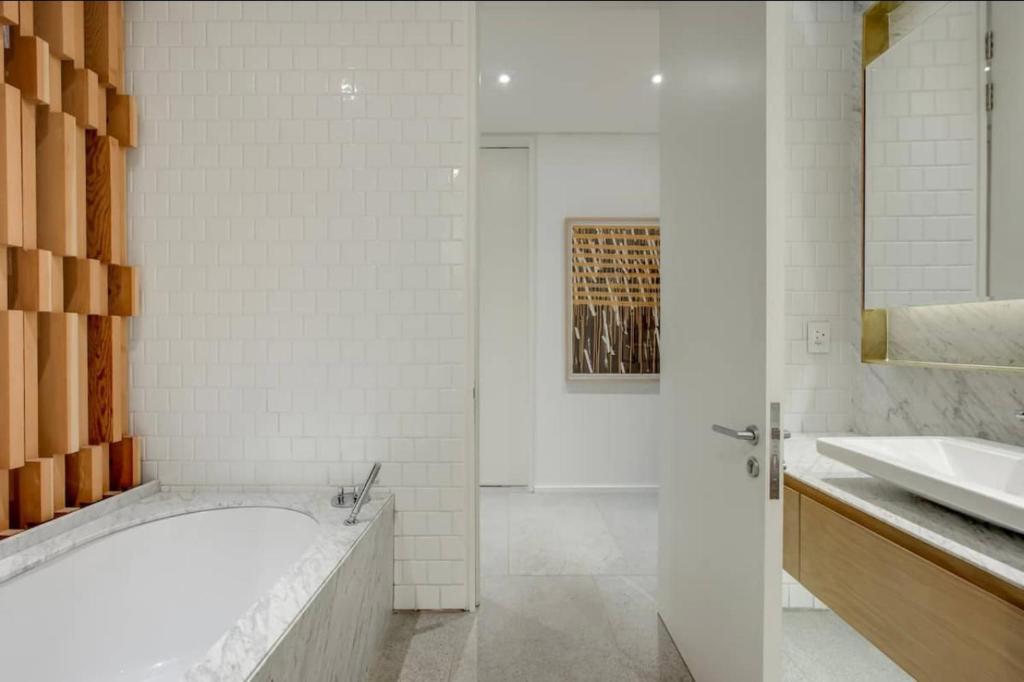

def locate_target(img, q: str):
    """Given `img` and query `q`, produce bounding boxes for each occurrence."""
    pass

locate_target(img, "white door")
[478,147,531,486]
[658,3,786,681]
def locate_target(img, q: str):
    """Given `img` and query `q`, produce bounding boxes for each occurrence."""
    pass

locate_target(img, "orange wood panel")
[36,111,78,256]
[50,451,65,509]
[9,247,59,311]
[0,0,17,24]
[86,133,124,263]
[109,436,140,490]
[87,314,121,443]
[0,246,6,306]
[66,443,104,504]
[0,310,25,470]
[76,311,86,445]
[23,311,38,460]
[33,0,82,67]
[37,311,79,457]
[46,52,61,113]
[0,83,24,247]
[5,35,50,105]
[60,62,101,130]
[105,91,135,148]
[62,257,106,315]
[107,263,136,316]
[21,98,37,248]
[17,0,32,34]
[0,471,9,531]
[83,0,122,91]
[13,457,53,525]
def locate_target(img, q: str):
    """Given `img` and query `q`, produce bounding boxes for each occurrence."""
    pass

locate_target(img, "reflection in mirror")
[988,2,1024,301]
[864,1,987,308]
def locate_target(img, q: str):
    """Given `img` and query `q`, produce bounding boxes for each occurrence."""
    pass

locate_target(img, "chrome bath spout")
[344,462,382,526]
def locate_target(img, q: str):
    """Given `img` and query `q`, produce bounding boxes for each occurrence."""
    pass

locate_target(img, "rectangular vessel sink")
[816,436,1024,534]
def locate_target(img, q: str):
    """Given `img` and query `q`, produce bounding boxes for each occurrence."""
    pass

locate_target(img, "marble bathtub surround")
[786,435,1024,591]
[0,481,159,563]
[0,489,394,682]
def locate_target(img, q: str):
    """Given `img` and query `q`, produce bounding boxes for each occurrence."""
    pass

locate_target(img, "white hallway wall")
[125,0,473,611]
[533,134,660,488]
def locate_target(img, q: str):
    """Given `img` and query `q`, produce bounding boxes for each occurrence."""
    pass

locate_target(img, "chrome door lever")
[712,424,760,446]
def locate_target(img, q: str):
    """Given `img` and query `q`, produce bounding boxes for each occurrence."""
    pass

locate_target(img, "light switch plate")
[807,321,831,354]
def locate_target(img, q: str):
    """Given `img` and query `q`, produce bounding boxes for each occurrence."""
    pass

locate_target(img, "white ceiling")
[478,2,660,134]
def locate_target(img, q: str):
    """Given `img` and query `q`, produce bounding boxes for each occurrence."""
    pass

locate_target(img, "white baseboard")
[530,484,659,493]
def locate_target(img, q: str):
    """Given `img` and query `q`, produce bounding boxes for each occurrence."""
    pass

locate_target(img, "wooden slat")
[21,98,37,249]
[5,35,51,105]
[46,52,62,113]
[66,443,103,505]
[23,311,38,460]
[36,111,79,256]
[0,245,6,306]
[86,133,124,263]
[76,311,86,445]
[105,91,135,148]
[0,84,23,248]
[107,263,136,315]
[83,0,123,91]
[60,63,102,130]
[17,0,32,34]
[0,472,9,531]
[109,435,139,490]
[62,257,106,315]
[87,314,121,443]
[0,311,25,470]
[37,312,79,457]
[800,496,1024,681]
[0,0,17,24]
[33,0,83,67]
[13,457,53,525]
[9,247,60,311]
[50,451,65,509]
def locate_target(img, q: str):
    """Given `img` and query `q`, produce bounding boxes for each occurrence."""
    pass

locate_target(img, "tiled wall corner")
[125,0,472,611]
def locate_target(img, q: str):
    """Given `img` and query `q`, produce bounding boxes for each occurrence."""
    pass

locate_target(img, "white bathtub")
[0,491,394,682]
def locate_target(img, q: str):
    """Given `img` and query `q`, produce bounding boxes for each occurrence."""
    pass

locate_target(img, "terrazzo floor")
[370,488,911,681]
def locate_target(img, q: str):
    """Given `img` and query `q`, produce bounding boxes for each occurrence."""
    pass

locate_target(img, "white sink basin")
[816,436,1024,534]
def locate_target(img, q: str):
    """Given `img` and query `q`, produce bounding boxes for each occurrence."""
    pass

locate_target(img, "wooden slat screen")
[1,0,140,539]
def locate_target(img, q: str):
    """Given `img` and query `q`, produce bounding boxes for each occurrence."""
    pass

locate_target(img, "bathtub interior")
[0,507,318,682]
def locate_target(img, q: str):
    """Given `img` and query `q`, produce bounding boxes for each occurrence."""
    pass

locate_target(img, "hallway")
[370,490,909,681]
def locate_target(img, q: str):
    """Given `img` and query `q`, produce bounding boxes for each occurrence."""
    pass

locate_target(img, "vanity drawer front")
[799,497,1024,682]
[782,486,799,578]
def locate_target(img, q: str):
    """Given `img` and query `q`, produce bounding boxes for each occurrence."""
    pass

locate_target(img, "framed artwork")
[566,218,660,380]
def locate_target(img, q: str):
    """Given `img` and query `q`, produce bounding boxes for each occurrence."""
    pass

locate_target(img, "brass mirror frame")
[858,1,1024,373]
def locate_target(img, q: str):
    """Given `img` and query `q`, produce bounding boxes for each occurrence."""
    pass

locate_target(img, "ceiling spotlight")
[498,73,512,85]
[651,73,663,85]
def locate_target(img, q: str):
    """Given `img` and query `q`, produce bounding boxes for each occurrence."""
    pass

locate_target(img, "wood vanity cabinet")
[782,477,1024,681]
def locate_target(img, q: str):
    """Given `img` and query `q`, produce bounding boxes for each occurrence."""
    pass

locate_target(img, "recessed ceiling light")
[498,73,512,85]
[651,73,663,85]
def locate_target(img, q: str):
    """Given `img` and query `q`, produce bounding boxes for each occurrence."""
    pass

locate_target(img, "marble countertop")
[786,433,1024,592]
[0,485,393,682]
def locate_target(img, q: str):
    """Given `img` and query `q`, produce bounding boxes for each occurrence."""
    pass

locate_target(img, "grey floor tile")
[371,491,909,682]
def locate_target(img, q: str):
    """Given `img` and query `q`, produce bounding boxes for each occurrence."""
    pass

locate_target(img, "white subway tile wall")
[864,0,981,308]
[125,0,472,611]
[784,1,859,437]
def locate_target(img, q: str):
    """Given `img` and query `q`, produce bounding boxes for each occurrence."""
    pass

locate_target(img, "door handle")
[712,424,760,446]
